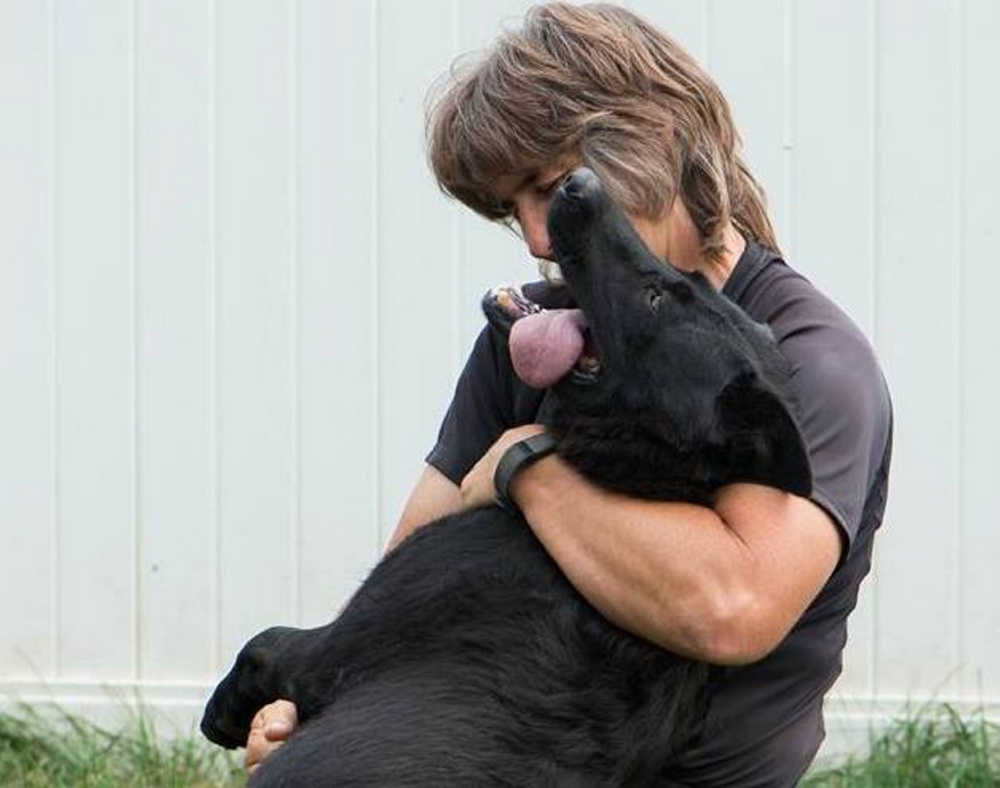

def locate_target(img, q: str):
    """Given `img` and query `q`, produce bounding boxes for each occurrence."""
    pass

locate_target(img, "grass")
[0,706,242,788]
[804,704,1000,787]
[1,703,998,786]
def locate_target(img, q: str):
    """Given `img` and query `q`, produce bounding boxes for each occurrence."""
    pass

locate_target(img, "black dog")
[201,168,811,786]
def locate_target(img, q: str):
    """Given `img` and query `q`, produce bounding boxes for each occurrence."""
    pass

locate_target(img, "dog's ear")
[716,374,812,497]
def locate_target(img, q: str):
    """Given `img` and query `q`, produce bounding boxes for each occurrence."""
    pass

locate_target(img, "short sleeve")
[770,284,893,549]
[426,326,547,484]
[792,338,891,547]
[728,248,892,551]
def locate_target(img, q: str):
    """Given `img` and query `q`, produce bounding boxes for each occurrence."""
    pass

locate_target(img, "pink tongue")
[509,308,587,388]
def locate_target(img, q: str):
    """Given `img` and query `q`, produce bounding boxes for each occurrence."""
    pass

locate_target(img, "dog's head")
[484,167,811,502]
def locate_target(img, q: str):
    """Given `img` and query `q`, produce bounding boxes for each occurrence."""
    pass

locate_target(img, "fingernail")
[265,721,290,736]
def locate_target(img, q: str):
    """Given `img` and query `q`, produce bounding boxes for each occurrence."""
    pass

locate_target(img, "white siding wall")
[2,0,998,756]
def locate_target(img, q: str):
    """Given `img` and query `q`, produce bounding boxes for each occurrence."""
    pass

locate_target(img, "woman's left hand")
[459,424,548,510]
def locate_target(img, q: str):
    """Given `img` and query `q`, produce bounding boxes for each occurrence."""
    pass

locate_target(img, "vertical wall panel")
[215,0,296,660]
[708,0,792,252]
[134,0,214,681]
[791,1,876,336]
[295,0,380,624]
[958,0,1000,699]
[873,0,961,698]
[377,0,460,540]
[792,1,878,701]
[0,1,55,676]
[53,0,136,680]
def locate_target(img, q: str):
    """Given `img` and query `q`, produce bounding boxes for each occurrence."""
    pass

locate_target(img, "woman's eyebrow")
[492,169,538,202]
[514,170,540,192]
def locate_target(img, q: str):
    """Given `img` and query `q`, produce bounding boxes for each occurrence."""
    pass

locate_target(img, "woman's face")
[493,162,573,261]
[493,161,695,269]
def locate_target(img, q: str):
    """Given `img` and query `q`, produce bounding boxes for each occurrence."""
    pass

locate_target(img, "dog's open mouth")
[483,285,601,388]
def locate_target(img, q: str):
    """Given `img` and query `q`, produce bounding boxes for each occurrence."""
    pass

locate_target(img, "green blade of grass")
[3,701,998,786]
[0,705,243,788]
[805,703,1000,787]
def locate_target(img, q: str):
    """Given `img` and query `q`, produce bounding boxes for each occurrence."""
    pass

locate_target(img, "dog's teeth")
[538,260,564,283]
[574,355,601,378]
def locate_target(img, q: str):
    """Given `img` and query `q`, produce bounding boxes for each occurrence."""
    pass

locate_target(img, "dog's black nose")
[560,168,602,200]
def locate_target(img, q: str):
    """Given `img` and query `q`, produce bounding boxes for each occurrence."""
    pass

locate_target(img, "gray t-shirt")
[427,242,893,787]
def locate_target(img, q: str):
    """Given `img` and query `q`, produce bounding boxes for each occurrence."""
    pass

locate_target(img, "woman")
[247,5,892,785]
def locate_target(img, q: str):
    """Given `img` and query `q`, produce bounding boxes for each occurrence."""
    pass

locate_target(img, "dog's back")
[242,509,708,786]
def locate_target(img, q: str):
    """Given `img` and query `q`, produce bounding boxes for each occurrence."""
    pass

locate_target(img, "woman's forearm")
[511,455,778,664]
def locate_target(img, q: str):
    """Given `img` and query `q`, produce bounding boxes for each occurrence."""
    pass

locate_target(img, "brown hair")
[426,3,778,260]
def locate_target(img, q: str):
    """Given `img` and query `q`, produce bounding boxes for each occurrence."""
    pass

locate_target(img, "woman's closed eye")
[533,175,565,200]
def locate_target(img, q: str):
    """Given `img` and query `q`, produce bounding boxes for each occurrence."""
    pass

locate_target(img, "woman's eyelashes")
[533,175,565,200]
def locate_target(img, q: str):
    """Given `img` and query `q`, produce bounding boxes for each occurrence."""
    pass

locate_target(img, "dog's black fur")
[201,168,811,786]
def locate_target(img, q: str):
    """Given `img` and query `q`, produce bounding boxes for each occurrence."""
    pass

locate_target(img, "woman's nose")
[516,200,554,260]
